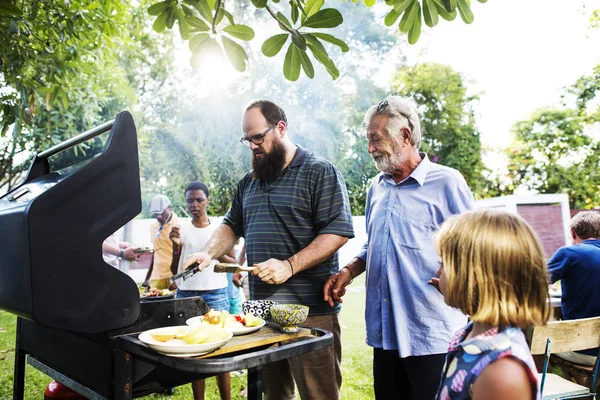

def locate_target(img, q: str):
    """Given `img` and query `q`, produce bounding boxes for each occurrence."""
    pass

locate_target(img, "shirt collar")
[377,152,431,186]
[290,145,307,168]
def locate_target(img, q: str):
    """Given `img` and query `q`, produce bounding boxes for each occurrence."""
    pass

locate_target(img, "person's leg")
[373,348,408,399]
[216,373,231,400]
[289,314,342,400]
[403,353,447,400]
[262,359,296,400]
[191,379,205,400]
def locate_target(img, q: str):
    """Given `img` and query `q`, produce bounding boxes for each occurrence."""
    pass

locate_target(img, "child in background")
[429,209,550,400]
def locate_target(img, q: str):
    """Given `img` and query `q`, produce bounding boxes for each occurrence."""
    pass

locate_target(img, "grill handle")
[38,119,115,159]
[23,119,115,184]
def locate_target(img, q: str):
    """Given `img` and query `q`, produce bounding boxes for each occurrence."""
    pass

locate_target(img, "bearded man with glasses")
[324,96,474,400]
[182,99,355,400]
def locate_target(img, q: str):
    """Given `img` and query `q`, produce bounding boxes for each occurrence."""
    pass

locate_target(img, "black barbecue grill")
[0,112,332,399]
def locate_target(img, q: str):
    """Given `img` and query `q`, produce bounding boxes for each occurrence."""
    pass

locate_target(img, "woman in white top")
[170,181,235,400]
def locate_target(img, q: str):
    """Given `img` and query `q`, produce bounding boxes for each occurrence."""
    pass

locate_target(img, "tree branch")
[211,0,223,34]
[265,5,294,34]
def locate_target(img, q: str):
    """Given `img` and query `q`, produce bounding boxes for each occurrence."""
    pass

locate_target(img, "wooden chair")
[528,316,600,400]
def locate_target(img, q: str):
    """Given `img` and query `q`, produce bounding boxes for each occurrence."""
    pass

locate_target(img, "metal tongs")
[170,262,201,283]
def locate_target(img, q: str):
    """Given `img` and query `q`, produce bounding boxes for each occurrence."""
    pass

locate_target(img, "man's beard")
[252,140,287,183]
[372,139,405,174]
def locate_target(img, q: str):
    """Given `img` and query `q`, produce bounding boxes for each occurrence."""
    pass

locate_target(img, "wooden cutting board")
[195,324,312,359]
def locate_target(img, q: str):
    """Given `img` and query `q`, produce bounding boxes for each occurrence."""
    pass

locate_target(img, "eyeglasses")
[240,124,276,147]
[375,99,414,131]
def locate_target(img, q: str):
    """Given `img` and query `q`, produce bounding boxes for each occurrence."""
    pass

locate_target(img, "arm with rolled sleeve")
[289,164,354,274]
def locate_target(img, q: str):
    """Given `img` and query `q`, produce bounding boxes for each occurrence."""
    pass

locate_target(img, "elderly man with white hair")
[324,96,474,400]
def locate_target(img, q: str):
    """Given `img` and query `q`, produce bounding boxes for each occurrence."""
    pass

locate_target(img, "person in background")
[142,194,178,289]
[431,209,550,400]
[181,99,355,400]
[170,181,236,400]
[102,231,139,269]
[324,96,473,400]
[548,211,600,367]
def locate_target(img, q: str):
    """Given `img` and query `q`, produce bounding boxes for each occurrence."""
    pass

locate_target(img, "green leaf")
[291,2,299,25]
[305,34,340,80]
[193,0,213,22]
[165,6,176,29]
[277,12,293,30]
[148,1,170,16]
[152,12,168,33]
[457,0,474,23]
[222,36,248,72]
[206,0,217,9]
[384,9,401,27]
[408,5,422,44]
[177,7,192,39]
[261,33,289,57]
[393,0,414,14]
[251,0,268,8]
[311,32,349,52]
[283,43,301,81]
[443,0,457,12]
[304,0,324,20]
[303,8,343,29]
[422,0,439,27]
[215,7,225,24]
[189,32,210,52]
[223,10,235,25]
[0,2,22,16]
[291,30,307,50]
[223,25,255,41]
[433,0,456,20]
[185,15,210,31]
[363,0,376,6]
[299,49,315,79]
[399,1,418,33]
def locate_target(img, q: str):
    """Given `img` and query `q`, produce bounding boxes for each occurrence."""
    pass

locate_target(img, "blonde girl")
[432,209,550,400]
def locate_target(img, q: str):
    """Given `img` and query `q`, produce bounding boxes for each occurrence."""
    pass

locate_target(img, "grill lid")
[0,111,142,333]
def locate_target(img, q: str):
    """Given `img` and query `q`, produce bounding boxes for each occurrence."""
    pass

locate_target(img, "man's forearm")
[344,256,366,278]
[203,224,239,260]
[288,234,349,274]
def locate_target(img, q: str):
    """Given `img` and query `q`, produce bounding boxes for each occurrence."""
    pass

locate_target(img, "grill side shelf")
[111,325,333,375]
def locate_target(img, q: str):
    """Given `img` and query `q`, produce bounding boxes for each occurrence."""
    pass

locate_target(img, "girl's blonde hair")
[436,209,550,328]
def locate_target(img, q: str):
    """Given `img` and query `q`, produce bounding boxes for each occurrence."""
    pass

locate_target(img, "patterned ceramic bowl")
[242,300,278,321]
[270,304,309,333]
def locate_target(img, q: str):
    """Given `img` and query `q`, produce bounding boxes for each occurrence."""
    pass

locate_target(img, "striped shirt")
[223,146,355,315]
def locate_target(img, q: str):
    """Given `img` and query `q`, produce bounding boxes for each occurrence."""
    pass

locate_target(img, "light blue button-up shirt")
[358,153,474,357]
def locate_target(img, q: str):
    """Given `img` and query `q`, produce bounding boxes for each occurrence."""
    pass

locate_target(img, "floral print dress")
[436,322,540,400]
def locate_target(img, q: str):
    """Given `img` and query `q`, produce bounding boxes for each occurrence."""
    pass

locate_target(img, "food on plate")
[175,326,192,339]
[150,328,177,342]
[201,309,264,329]
[142,287,172,298]
[182,326,211,344]
[244,314,263,327]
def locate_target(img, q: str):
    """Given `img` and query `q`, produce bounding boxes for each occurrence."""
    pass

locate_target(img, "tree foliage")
[0,0,172,193]
[148,0,488,81]
[389,63,485,194]
[501,108,600,209]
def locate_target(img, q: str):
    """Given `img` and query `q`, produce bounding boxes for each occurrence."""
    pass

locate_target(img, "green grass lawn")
[0,276,373,399]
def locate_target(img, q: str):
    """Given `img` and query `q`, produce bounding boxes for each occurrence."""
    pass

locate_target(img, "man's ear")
[570,228,579,243]
[276,121,287,138]
[402,128,412,145]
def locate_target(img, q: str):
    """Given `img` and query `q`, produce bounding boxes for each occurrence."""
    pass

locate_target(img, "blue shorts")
[176,288,229,312]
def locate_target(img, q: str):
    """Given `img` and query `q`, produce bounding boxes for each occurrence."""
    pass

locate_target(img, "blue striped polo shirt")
[222,146,355,315]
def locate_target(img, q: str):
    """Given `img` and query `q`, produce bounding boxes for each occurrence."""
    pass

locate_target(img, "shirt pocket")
[391,210,436,249]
